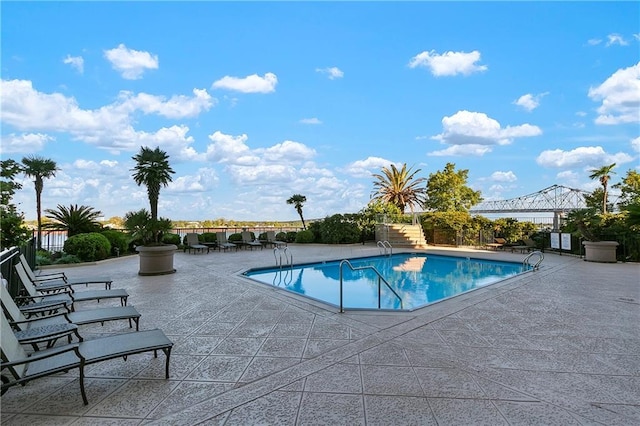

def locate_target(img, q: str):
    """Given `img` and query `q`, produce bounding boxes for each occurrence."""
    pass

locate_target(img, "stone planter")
[582,241,619,263]
[136,244,177,276]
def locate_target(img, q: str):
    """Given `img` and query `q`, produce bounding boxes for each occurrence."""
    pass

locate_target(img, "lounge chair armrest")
[34,284,73,295]
[33,274,68,283]
[1,343,83,369]
[9,311,73,326]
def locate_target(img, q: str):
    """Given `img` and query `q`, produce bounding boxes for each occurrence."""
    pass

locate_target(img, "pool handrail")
[338,259,403,312]
[523,250,544,270]
[274,246,293,268]
[377,240,393,256]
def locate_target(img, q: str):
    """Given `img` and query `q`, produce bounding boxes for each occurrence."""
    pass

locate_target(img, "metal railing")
[1,239,37,297]
[338,259,403,312]
[523,251,544,270]
[274,246,293,268]
[377,240,393,256]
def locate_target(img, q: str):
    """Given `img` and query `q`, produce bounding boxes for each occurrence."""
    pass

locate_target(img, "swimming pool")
[243,253,529,310]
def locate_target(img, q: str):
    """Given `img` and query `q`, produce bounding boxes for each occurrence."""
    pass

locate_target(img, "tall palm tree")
[371,163,426,214]
[44,204,103,237]
[589,163,616,214]
[287,194,307,229]
[131,146,175,221]
[22,155,58,250]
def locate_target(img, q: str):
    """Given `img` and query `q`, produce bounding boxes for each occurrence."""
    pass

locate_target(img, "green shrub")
[258,232,267,241]
[228,233,243,243]
[201,232,217,243]
[53,254,82,264]
[63,232,111,262]
[318,214,361,244]
[276,232,287,241]
[295,230,315,243]
[101,230,130,255]
[163,233,181,245]
[36,253,53,266]
[285,231,297,243]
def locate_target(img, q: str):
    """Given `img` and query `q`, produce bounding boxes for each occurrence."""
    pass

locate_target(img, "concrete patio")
[1,244,639,425]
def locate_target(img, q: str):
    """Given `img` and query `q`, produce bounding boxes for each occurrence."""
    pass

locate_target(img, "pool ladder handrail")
[377,240,393,256]
[338,259,403,313]
[274,246,293,268]
[523,250,544,270]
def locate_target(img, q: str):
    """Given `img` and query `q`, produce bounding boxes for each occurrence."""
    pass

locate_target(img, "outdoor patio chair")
[215,232,237,252]
[1,284,142,333]
[265,231,287,248]
[184,233,209,254]
[18,254,113,290]
[241,231,263,250]
[14,262,129,309]
[1,314,173,405]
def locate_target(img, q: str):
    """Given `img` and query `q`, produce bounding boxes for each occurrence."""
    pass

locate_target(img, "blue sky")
[1,2,638,222]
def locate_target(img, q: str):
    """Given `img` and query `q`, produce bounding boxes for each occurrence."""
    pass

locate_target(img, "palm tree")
[287,194,307,229]
[44,204,103,237]
[22,155,58,250]
[131,146,175,221]
[589,163,616,214]
[371,163,426,214]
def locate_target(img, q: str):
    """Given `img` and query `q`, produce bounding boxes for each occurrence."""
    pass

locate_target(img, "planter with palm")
[126,146,177,275]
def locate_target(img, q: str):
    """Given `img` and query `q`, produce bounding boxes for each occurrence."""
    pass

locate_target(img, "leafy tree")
[356,200,403,241]
[123,209,173,246]
[131,146,175,243]
[286,194,307,229]
[424,163,482,212]
[588,163,616,214]
[0,159,23,205]
[21,155,58,250]
[44,204,103,237]
[371,163,426,214]
[613,169,640,207]
[1,159,30,248]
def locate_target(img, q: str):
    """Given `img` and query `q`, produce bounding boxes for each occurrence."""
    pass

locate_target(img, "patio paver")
[1,244,638,425]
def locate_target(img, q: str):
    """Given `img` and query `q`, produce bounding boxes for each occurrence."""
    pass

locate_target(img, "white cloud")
[103,44,158,80]
[205,131,253,164]
[587,38,602,46]
[344,156,395,178]
[168,168,219,192]
[588,62,640,125]
[631,136,640,153]
[212,73,277,94]
[316,66,344,79]
[490,171,517,182]
[429,110,542,156]
[262,141,316,163]
[606,33,628,46]
[428,144,492,157]
[536,146,634,168]
[575,111,587,117]
[299,117,322,125]
[63,55,84,74]
[0,133,54,154]
[0,79,207,157]
[634,34,640,41]
[513,92,548,112]
[408,50,487,76]
[117,88,215,119]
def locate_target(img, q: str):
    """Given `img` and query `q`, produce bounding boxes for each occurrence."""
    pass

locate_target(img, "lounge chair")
[215,232,237,252]
[184,233,209,254]
[241,231,263,250]
[510,238,537,253]
[18,254,113,289]
[1,314,173,405]
[1,284,142,332]
[485,237,506,250]
[264,231,286,248]
[15,262,129,308]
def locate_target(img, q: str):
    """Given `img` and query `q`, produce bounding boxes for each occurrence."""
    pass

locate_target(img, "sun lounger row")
[1,257,173,405]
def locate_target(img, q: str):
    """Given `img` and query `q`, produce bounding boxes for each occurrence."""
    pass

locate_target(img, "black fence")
[35,226,302,253]
[1,238,37,297]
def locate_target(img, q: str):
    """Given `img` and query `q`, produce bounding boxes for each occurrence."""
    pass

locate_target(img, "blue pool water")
[244,253,528,310]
